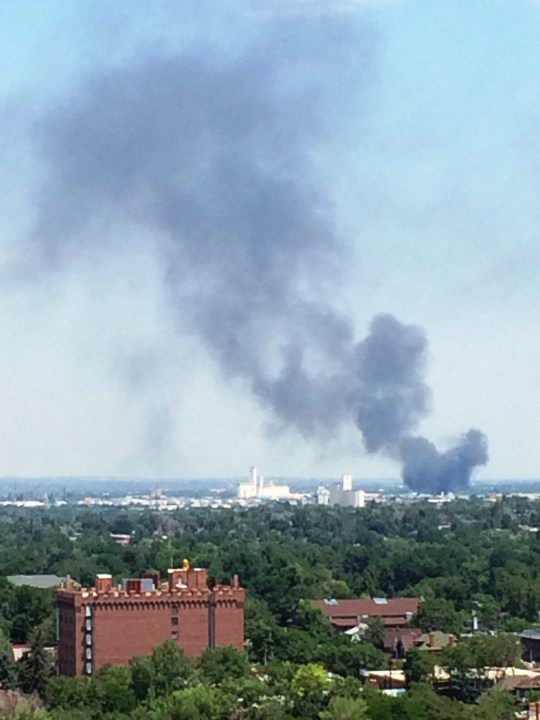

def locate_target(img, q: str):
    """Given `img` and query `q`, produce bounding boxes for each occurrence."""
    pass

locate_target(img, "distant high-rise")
[57,563,244,676]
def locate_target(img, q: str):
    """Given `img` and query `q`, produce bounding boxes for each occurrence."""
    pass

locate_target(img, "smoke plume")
[26,11,487,492]
[354,314,431,453]
[400,431,489,494]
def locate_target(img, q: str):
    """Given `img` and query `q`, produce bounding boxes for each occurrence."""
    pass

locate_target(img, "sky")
[0,0,539,480]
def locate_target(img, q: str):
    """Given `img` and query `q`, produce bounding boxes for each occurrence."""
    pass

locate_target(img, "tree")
[151,640,194,695]
[294,600,333,639]
[220,674,270,708]
[320,695,369,720]
[130,654,156,702]
[405,682,470,720]
[199,645,250,685]
[0,629,16,689]
[471,594,500,630]
[291,663,331,697]
[403,647,435,687]
[291,663,331,720]
[473,688,515,720]
[274,628,318,665]
[46,710,93,720]
[244,596,280,663]
[362,618,385,650]
[413,598,465,635]
[46,676,92,711]
[10,586,56,644]
[144,685,229,720]
[94,665,137,715]
[469,633,522,669]
[291,663,331,698]
[441,643,486,704]
[17,629,54,699]
[35,613,57,646]
[320,637,385,677]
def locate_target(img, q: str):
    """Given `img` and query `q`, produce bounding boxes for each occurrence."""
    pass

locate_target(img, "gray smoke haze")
[26,14,487,491]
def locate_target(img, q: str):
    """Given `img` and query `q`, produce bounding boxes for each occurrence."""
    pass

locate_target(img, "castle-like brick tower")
[56,562,244,676]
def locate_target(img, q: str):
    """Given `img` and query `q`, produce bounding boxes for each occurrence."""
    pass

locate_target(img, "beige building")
[237,467,293,501]
[317,475,365,508]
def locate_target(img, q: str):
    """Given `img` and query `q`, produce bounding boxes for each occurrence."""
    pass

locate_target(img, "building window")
[171,630,179,641]
[171,617,178,626]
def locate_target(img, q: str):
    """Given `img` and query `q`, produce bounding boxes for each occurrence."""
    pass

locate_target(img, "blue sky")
[0,0,539,480]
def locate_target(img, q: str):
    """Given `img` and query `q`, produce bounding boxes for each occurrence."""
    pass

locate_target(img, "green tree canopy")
[199,645,250,685]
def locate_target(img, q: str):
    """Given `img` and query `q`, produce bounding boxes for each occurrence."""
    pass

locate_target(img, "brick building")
[57,562,244,676]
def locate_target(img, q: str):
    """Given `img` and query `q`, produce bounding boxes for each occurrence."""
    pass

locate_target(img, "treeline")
[3,639,517,720]
[0,497,538,717]
[2,496,540,645]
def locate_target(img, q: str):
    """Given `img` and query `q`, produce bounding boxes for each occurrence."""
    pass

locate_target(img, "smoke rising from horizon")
[400,430,489,494]
[25,12,487,491]
[354,317,488,491]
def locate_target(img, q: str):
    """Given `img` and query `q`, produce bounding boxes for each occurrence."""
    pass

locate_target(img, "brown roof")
[314,597,419,624]
[384,627,423,652]
[331,618,360,628]
[384,616,413,627]
[335,618,419,632]
[497,674,540,692]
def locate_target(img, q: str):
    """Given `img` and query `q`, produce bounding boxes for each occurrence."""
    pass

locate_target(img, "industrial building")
[56,562,244,676]
[316,475,366,508]
[237,466,294,501]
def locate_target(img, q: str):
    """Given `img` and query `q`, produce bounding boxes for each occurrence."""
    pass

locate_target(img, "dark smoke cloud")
[31,16,366,438]
[353,316,487,492]
[400,430,489,494]
[354,314,431,453]
[27,10,487,492]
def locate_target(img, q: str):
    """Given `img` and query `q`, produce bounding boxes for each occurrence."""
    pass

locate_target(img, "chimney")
[126,578,142,595]
[232,574,239,588]
[95,574,112,594]
[449,634,456,647]
[168,569,181,591]
[428,632,436,649]
[192,568,208,588]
